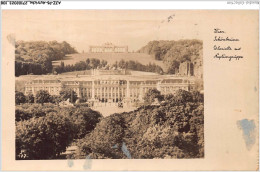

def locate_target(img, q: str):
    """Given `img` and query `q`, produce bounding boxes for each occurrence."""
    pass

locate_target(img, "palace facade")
[89,42,128,53]
[24,70,196,104]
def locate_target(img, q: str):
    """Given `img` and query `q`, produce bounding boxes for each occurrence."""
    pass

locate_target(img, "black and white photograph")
[12,10,205,160]
[2,3,259,171]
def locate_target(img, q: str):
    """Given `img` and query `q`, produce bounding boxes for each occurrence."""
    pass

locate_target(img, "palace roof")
[22,70,196,84]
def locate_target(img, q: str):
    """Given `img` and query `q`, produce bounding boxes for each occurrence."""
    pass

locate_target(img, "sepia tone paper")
[1,10,259,171]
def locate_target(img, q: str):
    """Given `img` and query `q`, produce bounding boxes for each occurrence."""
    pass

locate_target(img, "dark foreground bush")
[16,112,74,159]
[15,104,103,159]
[76,91,204,159]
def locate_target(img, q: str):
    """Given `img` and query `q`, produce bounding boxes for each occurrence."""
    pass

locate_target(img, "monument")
[89,42,128,53]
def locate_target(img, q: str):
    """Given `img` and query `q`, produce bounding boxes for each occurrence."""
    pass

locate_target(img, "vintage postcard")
[1,2,259,171]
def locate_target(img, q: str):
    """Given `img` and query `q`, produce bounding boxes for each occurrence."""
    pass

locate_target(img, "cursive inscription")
[214,53,243,61]
[214,45,232,50]
[214,28,225,33]
[214,36,239,41]
[213,28,243,61]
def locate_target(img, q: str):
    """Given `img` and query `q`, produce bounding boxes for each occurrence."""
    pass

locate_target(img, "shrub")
[35,90,51,104]
[15,91,26,105]
[16,112,75,159]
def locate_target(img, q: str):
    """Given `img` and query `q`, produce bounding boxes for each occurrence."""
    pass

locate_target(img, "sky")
[3,10,203,52]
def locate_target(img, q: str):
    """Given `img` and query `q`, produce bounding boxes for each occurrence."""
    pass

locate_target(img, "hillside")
[15,40,77,76]
[137,40,203,74]
[53,52,167,71]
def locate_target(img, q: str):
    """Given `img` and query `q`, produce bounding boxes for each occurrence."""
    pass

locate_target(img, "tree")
[77,114,126,159]
[118,59,126,69]
[15,91,26,105]
[15,109,32,122]
[137,39,202,74]
[49,95,62,104]
[192,91,204,103]
[101,60,108,68]
[90,58,100,69]
[16,112,75,159]
[154,46,162,60]
[164,93,174,101]
[173,89,193,104]
[26,93,34,103]
[167,60,180,74]
[74,61,87,71]
[143,88,163,105]
[86,58,90,66]
[61,106,103,139]
[35,90,51,104]
[15,40,78,76]
[59,89,77,103]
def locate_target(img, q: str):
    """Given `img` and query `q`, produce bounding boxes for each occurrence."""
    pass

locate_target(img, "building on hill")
[89,42,128,53]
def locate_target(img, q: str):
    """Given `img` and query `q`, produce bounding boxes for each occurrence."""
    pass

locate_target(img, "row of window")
[26,86,60,93]
[28,79,191,87]
[81,92,126,98]
[25,84,191,97]
[29,80,60,84]
[161,86,188,93]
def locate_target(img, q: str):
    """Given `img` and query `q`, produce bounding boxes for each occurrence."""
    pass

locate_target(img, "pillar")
[77,88,81,98]
[126,80,130,98]
[92,80,95,99]
[118,86,120,100]
[110,87,112,99]
[139,83,142,98]
[157,80,161,91]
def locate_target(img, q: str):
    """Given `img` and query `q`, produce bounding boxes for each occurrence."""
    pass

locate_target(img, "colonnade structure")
[89,42,128,53]
[24,70,196,106]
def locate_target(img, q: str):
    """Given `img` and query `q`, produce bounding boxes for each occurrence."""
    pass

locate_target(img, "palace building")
[24,70,196,105]
[89,42,128,53]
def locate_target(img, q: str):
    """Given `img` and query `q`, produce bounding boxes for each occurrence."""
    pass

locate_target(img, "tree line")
[15,89,79,106]
[54,58,164,74]
[137,39,203,74]
[15,40,77,76]
[54,58,108,73]
[111,59,163,74]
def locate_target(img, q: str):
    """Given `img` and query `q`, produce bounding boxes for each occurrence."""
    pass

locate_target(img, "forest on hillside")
[15,41,77,76]
[137,39,203,74]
